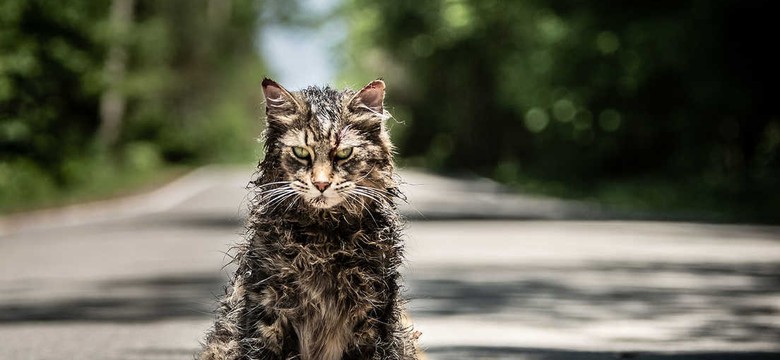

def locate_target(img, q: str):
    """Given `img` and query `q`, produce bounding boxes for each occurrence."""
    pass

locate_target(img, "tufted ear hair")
[262,78,300,120]
[349,79,385,115]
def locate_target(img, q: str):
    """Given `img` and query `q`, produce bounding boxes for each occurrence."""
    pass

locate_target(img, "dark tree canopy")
[342,0,779,221]
[0,0,266,209]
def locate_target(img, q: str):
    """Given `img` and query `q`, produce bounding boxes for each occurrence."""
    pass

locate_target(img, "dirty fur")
[198,79,419,360]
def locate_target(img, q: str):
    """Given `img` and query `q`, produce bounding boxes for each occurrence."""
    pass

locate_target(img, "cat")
[198,78,419,360]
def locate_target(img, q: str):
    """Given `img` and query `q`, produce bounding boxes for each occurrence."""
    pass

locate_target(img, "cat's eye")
[334,147,353,160]
[292,146,310,159]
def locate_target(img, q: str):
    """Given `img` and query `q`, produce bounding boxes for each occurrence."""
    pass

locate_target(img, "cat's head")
[258,78,396,211]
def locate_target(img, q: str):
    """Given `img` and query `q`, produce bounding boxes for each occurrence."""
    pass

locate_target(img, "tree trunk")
[97,0,134,150]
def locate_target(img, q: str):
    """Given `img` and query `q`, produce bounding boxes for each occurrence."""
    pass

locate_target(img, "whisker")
[282,195,300,213]
[260,186,291,195]
[358,185,420,216]
[254,180,291,187]
[351,189,388,206]
[345,192,379,227]
[355,185,395,198]
[354,166,377,183]
[249,181,289,194]
[354,187,395,202]
[267,192,297,214]
[260,190,295,204]
[257,186,293,196]
[261,189,296,209]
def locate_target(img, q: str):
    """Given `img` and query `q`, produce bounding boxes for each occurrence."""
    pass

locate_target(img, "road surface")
[1,166,779,359]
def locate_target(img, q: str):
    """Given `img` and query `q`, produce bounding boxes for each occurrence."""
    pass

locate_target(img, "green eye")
[334,147,353,160]
[292,146,310,159]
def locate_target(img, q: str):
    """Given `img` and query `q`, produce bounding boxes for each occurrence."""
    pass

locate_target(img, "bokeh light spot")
[525,108,550,133]
[442,0,473,31]
[599,109,622,132]
[596,31,620,54]
[535,9,568,43]
[553,99,576,122]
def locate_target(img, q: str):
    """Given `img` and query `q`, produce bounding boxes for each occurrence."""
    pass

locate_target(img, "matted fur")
[198,79,419,360]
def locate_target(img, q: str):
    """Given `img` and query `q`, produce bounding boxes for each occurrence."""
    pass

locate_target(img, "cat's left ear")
[262,78,300,118]
[349,79,385,115]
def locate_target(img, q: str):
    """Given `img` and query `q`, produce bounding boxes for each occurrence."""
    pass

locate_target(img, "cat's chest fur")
[290,251,366,360]
[257,227,388,360]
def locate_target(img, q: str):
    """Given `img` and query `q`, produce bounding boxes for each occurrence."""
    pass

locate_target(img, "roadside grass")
[0,158,191,215]
[0,58,263,216]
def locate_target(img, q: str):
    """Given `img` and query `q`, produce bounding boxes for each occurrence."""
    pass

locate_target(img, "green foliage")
[0,0,106,183]
[0,0,266,212]
[122,0,264,164]
[0,155,186,213]
[343,0,780,222]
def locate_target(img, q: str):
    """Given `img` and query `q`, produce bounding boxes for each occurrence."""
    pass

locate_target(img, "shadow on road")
[0,274,226,323]
[426,346,780,359]
[3,259,777,350]
[408,261,780,347]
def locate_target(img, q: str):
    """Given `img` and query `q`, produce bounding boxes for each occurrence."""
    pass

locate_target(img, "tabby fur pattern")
[198,78,419,360]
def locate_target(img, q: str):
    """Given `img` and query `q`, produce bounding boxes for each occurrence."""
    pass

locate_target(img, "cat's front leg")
[200,275,293,360]
[344,313,418,360]
[199,338,241,360]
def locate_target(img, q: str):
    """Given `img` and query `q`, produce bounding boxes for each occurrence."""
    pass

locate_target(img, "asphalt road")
[1,166,779,360]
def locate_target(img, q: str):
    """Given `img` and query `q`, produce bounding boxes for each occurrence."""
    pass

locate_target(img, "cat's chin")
[306,195,343,209]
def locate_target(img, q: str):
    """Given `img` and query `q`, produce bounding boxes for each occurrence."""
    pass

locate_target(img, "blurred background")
[1,0,778,221]
[1,0,779,359]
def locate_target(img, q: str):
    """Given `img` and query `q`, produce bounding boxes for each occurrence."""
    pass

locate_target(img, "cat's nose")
[313,181,331,192]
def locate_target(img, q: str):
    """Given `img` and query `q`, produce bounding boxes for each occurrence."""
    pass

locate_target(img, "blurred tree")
[98,0,135,150]
[0,0,266,210]
[0,0,106,183]
[123,0,264,163]
[342,0,779,220]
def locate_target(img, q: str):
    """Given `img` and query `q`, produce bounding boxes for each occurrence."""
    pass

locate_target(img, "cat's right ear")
[262,78,300,122]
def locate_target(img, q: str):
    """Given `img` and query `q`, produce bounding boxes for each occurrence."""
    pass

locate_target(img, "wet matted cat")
[199,79,419,360]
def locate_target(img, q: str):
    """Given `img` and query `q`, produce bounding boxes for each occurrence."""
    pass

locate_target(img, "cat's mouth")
[307,194,343,209]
